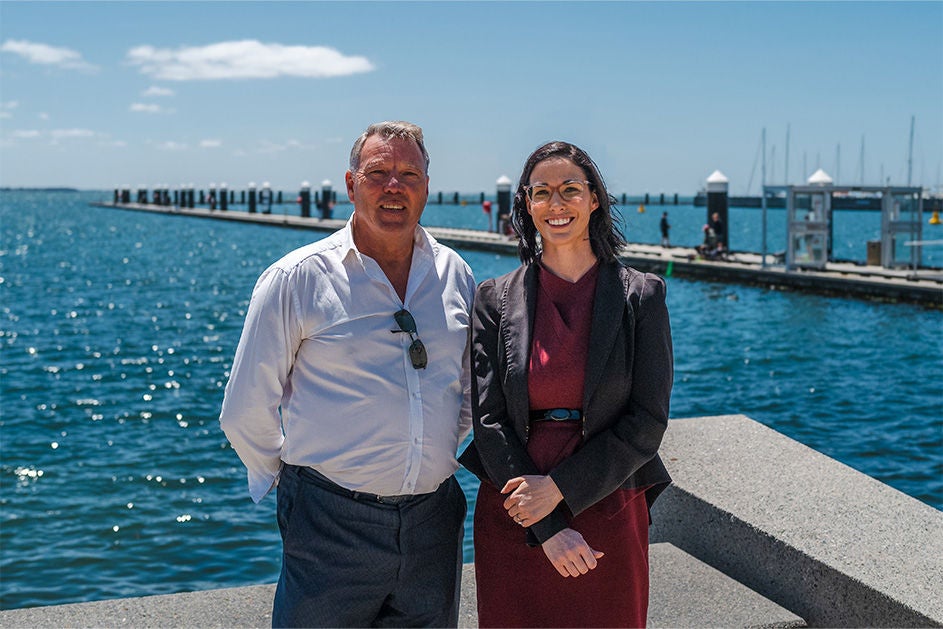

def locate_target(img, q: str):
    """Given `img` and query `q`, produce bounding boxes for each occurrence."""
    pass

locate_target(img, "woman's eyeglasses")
[524,180,592,205]
[392,309,427,370]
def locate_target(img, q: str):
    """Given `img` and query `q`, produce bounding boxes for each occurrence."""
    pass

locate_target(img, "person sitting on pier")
[459,141,673,628]
[693,223,728,261]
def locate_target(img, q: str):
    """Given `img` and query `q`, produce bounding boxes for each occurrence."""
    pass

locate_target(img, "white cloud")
[200,139,222,148]
[0,102,19,119]
[38,112,50,120]
[1,39,98,72]
[256,138,311,154]
[50,129,94,139]
[143,86,175,97]
[7,128,95,141]
[126,39,374,81]
[130,103,165,114]
[156,141,188,151]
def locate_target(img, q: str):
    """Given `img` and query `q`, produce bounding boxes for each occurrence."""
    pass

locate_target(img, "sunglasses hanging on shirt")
[392,309,428,370]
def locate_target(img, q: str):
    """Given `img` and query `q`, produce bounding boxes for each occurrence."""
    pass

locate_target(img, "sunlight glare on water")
[0,191,940,610]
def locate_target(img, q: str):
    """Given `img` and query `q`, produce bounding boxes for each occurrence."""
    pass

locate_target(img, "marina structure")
[91,196,943,308]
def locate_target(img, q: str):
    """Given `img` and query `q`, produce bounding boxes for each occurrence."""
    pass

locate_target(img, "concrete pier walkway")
[91,202,943,307]
[0,546,804,628]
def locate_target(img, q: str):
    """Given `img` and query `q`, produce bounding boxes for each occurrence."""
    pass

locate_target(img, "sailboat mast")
[907,115,915,186]
[859,135,865,185]
[784,123,791,184]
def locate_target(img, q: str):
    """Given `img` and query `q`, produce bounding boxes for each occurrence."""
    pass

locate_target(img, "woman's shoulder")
[476,264,530,292]
[608,261,667,301]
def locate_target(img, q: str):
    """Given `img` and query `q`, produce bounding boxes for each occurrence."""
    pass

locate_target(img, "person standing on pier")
[660,211,671,247]
[459,141,673,628]
[709,211,725,245]
[220,121,476,628]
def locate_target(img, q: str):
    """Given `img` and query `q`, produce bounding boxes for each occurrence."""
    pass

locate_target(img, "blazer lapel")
[501,264,537,437]
[582,262,626,408]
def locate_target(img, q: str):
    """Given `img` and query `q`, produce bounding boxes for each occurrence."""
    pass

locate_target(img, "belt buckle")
[548,408,574,421]
[376,494,401,505]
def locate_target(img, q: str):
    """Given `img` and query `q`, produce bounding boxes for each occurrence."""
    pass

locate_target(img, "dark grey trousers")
[272,464,466,628]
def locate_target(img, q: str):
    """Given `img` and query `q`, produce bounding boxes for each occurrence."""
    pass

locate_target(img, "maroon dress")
[474,262,651,628]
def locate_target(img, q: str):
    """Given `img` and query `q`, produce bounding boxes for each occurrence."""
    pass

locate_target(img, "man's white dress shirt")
[219,218,476,503]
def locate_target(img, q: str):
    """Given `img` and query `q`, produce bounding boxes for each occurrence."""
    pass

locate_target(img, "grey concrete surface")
[0,544,803,628]
[650,414,943,628]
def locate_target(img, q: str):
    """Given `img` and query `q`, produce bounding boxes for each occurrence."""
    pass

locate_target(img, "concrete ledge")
[0,544,803,628]
[650,414,943,627]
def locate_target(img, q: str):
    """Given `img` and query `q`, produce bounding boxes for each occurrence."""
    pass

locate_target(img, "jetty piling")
[299,181,311,218]
[495,175,512,235]
[319,180,333,219]
[706,170,730,250]
[260,182,273,214]
[247,182,257,214]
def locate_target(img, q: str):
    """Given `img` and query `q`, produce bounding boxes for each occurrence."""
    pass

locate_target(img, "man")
[219,121,476,627]
[709,211,725,247]
[660,211,671,247]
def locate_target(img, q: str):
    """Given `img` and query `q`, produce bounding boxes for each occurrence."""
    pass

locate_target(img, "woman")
[459,141,673,628]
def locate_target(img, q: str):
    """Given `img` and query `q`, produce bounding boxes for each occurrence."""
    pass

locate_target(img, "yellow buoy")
[638,204,645,213]
[929,210,941,225]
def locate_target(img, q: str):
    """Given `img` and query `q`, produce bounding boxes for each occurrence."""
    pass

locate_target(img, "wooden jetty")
[91,202,943,308]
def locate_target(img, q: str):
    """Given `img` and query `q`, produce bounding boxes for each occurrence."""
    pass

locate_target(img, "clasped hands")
[501,475,604,578]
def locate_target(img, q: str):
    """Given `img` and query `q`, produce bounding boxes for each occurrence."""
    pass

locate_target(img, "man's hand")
[501,475,563,527]
[541,528,604,577]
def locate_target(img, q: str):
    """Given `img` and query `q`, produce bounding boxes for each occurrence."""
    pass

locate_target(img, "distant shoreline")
[1,187,81,192]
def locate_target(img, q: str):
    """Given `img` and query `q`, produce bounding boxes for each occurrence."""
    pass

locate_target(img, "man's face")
[346,135,429,241]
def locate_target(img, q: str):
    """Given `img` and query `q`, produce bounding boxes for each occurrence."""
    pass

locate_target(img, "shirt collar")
[340,212,437,263]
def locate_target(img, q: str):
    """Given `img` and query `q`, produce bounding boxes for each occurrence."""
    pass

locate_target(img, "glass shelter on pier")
[764,172,923,271]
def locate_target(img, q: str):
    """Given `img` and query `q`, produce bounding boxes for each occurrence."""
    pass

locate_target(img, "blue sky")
[1,1,941,196]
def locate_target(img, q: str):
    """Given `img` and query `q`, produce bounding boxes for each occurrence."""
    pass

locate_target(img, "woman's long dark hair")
[511,141,626,264]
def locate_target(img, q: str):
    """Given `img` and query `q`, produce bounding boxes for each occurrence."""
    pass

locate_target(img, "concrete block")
[650,414,943,627]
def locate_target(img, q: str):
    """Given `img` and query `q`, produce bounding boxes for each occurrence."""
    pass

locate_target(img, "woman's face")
[525,157,599,252]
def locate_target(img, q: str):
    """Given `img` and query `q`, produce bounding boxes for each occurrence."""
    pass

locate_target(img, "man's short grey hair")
[348,121,430,173]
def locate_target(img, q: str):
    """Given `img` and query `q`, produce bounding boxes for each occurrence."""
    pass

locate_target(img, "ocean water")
[1,191,941,611]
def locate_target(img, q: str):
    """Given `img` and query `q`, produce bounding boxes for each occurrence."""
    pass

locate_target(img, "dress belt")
[292,465,426,505]
[530,408,583,422]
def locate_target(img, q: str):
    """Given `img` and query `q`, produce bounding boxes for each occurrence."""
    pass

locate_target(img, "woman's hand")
[501,475,564,527]
[541,528,604,577]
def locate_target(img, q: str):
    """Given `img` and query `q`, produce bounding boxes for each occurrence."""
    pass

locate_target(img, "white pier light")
[807,169,834,186]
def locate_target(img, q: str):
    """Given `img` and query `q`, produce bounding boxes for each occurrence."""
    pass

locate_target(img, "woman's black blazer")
[459,259,673,544]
